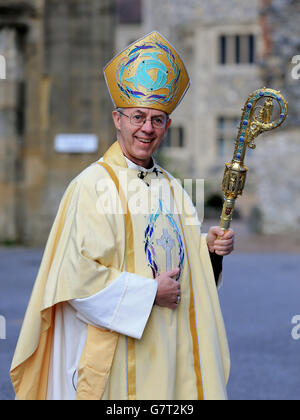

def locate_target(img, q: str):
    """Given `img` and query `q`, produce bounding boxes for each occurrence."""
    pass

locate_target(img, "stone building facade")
[0,0,116,245]
[0,0,299,245]
[254,0,300,233]
[117,0,262,218]
[117,0,300,232]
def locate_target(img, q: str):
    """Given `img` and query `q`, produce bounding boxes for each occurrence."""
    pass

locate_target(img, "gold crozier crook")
[219,87,288,232]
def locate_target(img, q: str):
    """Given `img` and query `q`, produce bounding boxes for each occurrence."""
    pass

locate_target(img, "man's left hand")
[206,226,235,256]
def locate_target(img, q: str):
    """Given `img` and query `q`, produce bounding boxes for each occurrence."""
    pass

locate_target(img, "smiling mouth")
[135,137,154,144]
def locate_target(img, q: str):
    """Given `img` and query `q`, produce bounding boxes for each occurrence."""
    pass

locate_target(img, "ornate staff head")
[220,88,288,231]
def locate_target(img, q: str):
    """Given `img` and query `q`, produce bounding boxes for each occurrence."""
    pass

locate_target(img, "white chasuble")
[10,141,230,400]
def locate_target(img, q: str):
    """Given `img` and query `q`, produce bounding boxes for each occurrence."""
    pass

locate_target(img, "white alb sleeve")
[69,272,157,340]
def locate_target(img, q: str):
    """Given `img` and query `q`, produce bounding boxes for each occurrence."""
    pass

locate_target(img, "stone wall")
[254,130,300,234]
[0,13,28,243]
[1,0,298,242]
[0,0,116,245]
[260,0,300,127]
[251,0,300,233]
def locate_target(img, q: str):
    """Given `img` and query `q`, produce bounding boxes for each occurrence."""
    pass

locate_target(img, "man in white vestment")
[10,32,234,400]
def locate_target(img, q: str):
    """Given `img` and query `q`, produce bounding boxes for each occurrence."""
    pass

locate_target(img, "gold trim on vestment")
[99,158,137,400]
[10,184,77,400]
[160,169,204,400]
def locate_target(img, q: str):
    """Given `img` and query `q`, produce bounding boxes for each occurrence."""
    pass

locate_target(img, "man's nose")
[141,119,154,133]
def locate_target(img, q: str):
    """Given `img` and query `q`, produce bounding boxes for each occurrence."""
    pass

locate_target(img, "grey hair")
[115,107,169,120]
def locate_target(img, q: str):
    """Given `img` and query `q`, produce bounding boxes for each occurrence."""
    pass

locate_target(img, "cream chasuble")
[10,141,230,400]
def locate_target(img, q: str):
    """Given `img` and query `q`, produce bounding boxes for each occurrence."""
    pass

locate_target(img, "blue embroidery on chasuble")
[144,199,184,281]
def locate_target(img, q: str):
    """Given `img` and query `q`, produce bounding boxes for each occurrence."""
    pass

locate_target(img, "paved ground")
[1,224,300,400]
[0,248,43,400]
[220,253,300,400]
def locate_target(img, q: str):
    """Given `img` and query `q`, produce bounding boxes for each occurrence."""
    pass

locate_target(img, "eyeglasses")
[118,110,168,129]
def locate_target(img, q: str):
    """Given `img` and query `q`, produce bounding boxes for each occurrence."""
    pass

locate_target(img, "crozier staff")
[11,31,234,400]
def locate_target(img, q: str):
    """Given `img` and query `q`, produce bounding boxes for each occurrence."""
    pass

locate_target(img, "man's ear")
[112,110,121,131]
[166,117,172,130]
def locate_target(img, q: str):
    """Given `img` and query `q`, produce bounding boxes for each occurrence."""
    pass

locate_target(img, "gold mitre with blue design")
[104,31,190,115]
